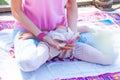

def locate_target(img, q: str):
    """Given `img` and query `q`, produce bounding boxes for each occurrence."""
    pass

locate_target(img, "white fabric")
[48,27,79,45]
[0,26,120,80]
[44,27,79,59]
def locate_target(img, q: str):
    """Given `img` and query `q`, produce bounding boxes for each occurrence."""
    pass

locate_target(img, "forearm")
[13,12,41,36]
[66,0,78,33]
[11,0,41,36]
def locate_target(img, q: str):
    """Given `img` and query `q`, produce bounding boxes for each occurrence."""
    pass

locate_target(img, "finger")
[61,50,66,53]
[74,35,80,41]
[18,34,23,39]
[23,34,35,39]
[66,43,74,47]
[18,35,29,40]
[19,32,29,37]
[18,36,26,40]
[76,35,80,39]
[18,36,22,39]
[47,39,61,50]
[60,46,73,50]
[71,35,80,43]
[18,33,26,39]
[59,48,73,51]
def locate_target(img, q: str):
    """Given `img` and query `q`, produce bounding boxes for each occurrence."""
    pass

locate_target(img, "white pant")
[13,30,118,72]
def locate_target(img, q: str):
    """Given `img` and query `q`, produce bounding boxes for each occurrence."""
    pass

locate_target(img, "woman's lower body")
[13,29,118,72]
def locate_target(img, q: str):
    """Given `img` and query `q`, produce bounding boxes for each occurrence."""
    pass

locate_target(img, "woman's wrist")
[37,32,47,41]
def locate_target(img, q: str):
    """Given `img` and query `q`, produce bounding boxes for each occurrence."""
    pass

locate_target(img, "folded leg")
[73,42,118,65]
[14,30,49,72]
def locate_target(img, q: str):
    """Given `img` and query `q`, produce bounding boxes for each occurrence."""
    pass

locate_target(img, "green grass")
[0,0,8,5]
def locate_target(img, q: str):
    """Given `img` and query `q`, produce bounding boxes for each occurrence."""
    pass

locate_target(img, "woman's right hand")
[59,34,80,54]
[42,35,61,49]
[42,35,74,50]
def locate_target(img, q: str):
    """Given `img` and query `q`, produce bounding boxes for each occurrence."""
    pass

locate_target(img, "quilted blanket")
[0,8,120,80]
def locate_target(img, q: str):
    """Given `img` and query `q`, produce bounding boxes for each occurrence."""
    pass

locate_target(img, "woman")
[11,0,118,72]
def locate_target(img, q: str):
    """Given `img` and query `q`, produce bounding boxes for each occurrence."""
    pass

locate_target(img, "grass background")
[0,0,8,5]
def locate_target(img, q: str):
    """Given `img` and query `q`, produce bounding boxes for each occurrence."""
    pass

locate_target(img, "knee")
[99,52,118,65]
[100,60,115,65]
[16,46,49,72]
[15,49,40,72]
[100,59,115,65]
[16,58,41,72]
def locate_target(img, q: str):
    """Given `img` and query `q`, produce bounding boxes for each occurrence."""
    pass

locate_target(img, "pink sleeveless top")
[16,0,68,31]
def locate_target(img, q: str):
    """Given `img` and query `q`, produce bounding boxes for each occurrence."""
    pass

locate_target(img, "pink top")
[16,0,68,31]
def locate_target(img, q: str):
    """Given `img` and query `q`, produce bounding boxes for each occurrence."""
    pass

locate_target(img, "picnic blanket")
[0,8,120,80]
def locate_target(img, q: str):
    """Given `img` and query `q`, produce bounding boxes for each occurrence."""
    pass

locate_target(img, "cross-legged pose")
[11,0,118,72]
